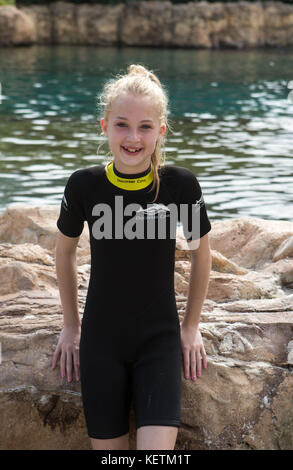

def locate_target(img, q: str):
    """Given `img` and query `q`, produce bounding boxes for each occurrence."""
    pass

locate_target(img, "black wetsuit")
[56,161,211,439]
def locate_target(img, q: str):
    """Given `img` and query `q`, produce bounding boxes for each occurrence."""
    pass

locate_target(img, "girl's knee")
[90,432,129,450]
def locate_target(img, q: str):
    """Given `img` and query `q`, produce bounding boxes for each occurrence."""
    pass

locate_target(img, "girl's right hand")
[51,324,81,382]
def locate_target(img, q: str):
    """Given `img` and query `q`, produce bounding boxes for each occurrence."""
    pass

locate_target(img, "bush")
[0,0,15,5]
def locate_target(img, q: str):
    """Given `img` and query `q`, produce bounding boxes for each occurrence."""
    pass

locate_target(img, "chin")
[119,154,147,166]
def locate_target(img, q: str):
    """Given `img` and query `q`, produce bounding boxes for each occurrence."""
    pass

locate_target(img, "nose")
[127,128,140,143]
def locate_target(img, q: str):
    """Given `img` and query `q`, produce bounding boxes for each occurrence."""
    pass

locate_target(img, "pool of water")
[0,45,293,222]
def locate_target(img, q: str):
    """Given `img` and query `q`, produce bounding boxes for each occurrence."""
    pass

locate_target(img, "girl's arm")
[52,232,81,383]
[182,233,211,329]
[180,233,212,381]
[55,231,81,328]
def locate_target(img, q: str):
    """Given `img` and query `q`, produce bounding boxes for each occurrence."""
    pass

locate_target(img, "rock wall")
[0,204,293,449]
[0,1,293,48]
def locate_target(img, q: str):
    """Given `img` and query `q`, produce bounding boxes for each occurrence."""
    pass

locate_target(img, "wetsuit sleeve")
[178,168,211,241]
[56,170,85,237]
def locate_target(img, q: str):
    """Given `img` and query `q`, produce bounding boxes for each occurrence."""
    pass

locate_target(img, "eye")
[116,122,152,129]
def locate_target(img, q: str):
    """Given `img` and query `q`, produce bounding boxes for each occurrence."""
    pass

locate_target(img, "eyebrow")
[115,116,153,123]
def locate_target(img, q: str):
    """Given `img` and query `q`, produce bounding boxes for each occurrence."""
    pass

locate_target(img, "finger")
[182,348,190,379]
[190,350,197,381]
[66,350,73,382]
[51,344,60,368]
[73,349,80,381]
[196,349,202,377]
[60,349,66,378]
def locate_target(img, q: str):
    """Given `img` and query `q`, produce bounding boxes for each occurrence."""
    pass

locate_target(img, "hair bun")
[127,64,161,88]
[128,64,148,77]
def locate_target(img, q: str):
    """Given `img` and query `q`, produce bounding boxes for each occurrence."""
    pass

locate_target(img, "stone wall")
[0,1,293,48]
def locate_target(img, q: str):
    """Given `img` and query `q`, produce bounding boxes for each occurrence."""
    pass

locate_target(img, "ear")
[159,123,166,137]
[100,118,107,135]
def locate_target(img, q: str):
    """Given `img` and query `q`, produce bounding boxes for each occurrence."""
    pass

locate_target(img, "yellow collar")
[105,161,154,191]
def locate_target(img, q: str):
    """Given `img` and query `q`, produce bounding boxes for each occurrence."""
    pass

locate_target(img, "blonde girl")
[53,64,211,450]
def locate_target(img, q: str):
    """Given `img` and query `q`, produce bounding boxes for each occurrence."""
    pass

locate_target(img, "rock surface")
[1,1,293,48]
[0,204,293,450]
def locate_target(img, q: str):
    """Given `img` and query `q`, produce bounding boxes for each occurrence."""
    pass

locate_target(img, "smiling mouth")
[121,146,143,155]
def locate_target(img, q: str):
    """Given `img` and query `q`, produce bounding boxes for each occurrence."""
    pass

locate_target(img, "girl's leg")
[136,425,178,450]
[90,432,129,450]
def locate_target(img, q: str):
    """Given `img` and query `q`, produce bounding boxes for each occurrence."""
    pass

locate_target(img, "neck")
[113,161,152,178]
[105,160,154,191]
[113,160,152,176]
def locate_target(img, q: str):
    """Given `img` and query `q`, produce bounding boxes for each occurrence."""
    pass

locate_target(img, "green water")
[0,45,293,221]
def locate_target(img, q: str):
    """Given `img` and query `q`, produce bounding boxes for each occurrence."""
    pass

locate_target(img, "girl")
[52,64,212,450]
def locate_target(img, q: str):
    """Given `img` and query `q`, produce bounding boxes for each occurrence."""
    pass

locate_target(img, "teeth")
[123,147,141,153]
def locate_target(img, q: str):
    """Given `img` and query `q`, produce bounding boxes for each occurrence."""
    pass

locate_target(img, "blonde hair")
[97,64,173,202]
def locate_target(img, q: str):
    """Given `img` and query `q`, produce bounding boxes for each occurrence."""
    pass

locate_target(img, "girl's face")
[100,94,166,174]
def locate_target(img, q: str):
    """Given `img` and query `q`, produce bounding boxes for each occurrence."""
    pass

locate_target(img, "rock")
[120,1,173,47]
[0,204,89,255]
[0,5,35,46]
[241,374,293,449]
[76,3,124,46]
[1,1,293,48]
[19,4,51,44]
[209,217,293,269]
[211,250,248,275]
[288,340,293,365]
[0,205,293,450]
[262,258,293,287]
[273,235,293,261]
[0,386,88,450]
[263,1,293,48]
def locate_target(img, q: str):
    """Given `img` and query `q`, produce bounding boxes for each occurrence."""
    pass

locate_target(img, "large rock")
[1,1,293,48]
[19,4,51,44]
[0,5,35,46]
[0,205,293,450]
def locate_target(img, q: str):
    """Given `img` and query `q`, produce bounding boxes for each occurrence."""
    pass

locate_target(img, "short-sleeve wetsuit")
[56,161,211,439]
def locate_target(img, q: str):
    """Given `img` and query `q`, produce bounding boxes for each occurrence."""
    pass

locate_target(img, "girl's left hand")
[180,321,207,381]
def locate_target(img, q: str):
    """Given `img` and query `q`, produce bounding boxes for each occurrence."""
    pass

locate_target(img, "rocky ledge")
[0,204,293,449]
[1,1,293,48]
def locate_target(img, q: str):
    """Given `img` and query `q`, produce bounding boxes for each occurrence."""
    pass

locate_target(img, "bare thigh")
[136,425,178,450]
[90,432,129,450]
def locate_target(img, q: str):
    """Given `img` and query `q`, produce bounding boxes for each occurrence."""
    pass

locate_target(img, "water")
[0,45,293,222]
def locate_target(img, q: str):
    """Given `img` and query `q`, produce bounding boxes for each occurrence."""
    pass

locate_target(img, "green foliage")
[0,0,15,6]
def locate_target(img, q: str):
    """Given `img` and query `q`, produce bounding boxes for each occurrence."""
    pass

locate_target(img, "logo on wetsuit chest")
[90,195,202,242]
[135,203,171,220]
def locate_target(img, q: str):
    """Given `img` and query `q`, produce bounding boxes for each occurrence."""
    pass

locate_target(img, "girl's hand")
[51,324,81,383]
[180,321,207,381]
